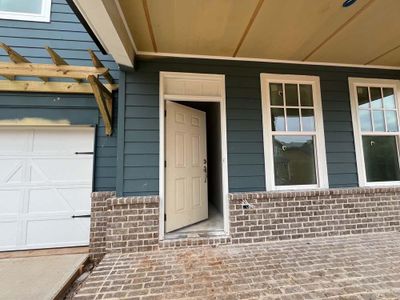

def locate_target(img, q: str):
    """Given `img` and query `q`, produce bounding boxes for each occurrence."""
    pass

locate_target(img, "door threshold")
[164,230,226,240]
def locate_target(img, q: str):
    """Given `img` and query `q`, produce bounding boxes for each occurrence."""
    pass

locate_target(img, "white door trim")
[159,71,229,240]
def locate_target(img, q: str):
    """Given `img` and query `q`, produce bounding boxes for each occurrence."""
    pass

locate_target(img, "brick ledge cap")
[229,186,400,200]
[107,195,160,206]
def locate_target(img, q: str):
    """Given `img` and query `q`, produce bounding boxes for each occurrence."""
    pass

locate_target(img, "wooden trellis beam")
[0,73,14,81]
[88,49,113,84]
[0,62,108,80]
[0,80,117,94]
[0,43,48,82]
[46,47,82,83]
[45,47,68,66]
[88,75,113,136]
[0,43,117,136]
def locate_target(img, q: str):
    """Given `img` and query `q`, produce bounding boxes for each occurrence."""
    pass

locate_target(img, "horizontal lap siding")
[122,57,400,196]
[0,0,119,191]
[124,72,159,195]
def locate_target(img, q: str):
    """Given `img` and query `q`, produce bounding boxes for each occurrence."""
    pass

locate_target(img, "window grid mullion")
[283,83,288,132]
[297,84,303,132]
[368,87,375,132]
[381,87,389,132]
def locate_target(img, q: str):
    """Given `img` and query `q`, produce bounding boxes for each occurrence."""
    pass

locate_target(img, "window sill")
[269,184,327,192]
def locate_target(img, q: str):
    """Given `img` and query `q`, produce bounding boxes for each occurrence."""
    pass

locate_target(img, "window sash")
[261,74,328,191]
[0,0,51,22]
[349,78,400,187]
[361,135,400,183]
[272,134,319,188]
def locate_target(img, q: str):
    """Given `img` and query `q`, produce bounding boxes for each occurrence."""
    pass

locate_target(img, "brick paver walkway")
[74,232,400,299]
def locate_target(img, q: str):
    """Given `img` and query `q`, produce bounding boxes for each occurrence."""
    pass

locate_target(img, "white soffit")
[73,0,135,67]
[79,0,400,69]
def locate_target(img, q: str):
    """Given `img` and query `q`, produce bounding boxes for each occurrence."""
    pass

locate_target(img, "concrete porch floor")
[0,253,87,300]
[74,232,400,299]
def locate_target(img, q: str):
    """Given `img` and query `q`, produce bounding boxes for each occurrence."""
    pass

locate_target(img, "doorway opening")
[166,101,224,238]
[159,72,229,241]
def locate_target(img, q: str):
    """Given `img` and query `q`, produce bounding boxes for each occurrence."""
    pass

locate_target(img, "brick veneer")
[89,191,115,262]
[229,187,400,244]
[89,187,400,256]
[105,196,159,253]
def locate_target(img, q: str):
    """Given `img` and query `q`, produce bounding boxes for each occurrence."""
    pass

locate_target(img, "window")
[349,78,400,186]
[261,74,328,190]
[0,0,51,22]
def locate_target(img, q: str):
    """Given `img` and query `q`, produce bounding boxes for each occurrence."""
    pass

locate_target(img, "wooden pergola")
[0,43,118,135]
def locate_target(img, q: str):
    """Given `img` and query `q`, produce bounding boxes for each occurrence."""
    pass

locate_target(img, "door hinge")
[165,110,167,117]
[75,152,94,155]
[164,214,166,221]
[164,160,167,168]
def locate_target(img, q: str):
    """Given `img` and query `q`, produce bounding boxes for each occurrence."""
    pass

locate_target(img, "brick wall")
[89,191,115,262]
[90,187,400,256]
[229,187,400,244]
[105,196,159,253]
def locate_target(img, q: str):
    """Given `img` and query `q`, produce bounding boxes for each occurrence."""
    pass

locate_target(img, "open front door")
[165,101,208,232]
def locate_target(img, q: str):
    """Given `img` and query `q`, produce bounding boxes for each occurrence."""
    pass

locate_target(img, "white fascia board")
[74,0,134,68]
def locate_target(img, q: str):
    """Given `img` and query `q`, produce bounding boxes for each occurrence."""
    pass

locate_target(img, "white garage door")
[0,127,95,251]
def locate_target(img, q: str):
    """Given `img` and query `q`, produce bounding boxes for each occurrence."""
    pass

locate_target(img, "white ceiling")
[116,0,400,67]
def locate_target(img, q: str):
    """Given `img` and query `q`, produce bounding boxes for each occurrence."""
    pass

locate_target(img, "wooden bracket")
[88,49,113,84]
[88,75,113,136]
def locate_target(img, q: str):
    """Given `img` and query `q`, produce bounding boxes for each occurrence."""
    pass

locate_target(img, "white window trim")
[348,77,400,187]
[0,0,51,22]
[260,73,329,191]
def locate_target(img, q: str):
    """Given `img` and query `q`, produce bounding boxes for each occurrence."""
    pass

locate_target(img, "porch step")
[159,234,231,249]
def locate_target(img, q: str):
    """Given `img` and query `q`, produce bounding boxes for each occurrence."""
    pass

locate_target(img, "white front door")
[165,101,208,232]
[0,127,94,251]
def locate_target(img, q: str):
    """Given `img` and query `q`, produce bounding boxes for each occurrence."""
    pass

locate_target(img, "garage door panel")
[27,188,91,214]
[28,189,72,213]
[31,158,93,182]
[0,127,94,251]
[58,188,92,211]
[0,222,18,249]
[0,129,30,153]
[0,190,20,215]
[0,160,23,184]
[32,128,94,154]
[26,218,89,247]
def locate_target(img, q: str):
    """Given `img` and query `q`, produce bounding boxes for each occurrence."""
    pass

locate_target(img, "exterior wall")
[229,187,400,244]
[119,57,400,196]
[89,187,400,255]
[88,193,159,259]
[0,0,119,191]
[89,191,115,261]
[105,196,159,253]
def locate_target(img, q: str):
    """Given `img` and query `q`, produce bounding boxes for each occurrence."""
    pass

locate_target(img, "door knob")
[203,165,207,183]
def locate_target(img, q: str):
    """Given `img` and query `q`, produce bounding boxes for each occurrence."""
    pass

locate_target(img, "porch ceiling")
[74,0,400,68]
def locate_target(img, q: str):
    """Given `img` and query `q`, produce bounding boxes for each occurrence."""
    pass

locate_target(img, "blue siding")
[0,0,119,191]
[121,57,400,196]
